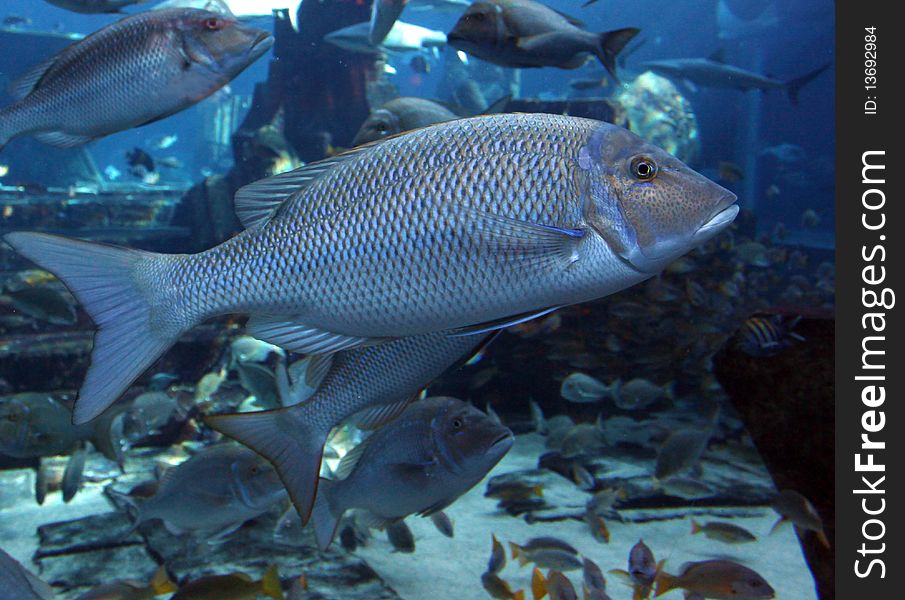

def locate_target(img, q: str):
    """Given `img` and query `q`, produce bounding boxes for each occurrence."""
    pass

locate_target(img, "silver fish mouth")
[693,193,739,243]
[491,431,514,448]
[251,32,275,53]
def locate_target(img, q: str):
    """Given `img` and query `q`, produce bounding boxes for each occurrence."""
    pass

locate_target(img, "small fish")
[690,519,756,544]
[485,479,544,503]
[560,421,606,458]
[124,391,185,439]
[409,54,431,74]
[732,242,770,267]
[530,400,547,433]
[488,534,506,574]
[0,546,54,599]
[352,97,458,146]
[73,566,177,600]
[569,77,608,91]
[612,378,673,410]
[628,539,658,585]
[35,461,48,505]
[586,488,626,515]
[236,361,279,409]
[447,0,639,81]
[799,208,821,228]
[230,335,285,365]
[560,373,617,403]
[430,511,454,538]
[386,520,416,553]
[717,161,744,183]
[171,565,283,600]
[153,134,179,150]
[126,148,155,175]
[3,286,77,325]
[128,444,286,539]
[654,560,775,600]
[194,369,226,403]
[571,463,595,490]
[311,397,513,549]
[770,489,829,548]
[736,315,805,357]
[0,9,273,151]
[533,569,578,600]
[685,280,709,308]
[765,184,781,199]
[510,537,581,571]
[659,477,713,500]
[61,444,89,503]
[582,558,610,599]
[585,508,610,543]
[158,156,184,169]
[482,572,525,600]
[3,15,32,27]
[654,427,711,480]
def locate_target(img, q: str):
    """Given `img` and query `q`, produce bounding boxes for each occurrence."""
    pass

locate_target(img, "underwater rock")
[614,71,700,164]
[713,314,834,600]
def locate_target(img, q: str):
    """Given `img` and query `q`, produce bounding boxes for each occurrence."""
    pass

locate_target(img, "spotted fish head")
[578,123,738,274]
[177,9,273,77]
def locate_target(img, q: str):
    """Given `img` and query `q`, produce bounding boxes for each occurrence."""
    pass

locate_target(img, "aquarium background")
[1,0,835,599]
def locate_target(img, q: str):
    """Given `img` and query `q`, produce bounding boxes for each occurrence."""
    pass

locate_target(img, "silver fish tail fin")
[786,62,831,106]
[312,478,342,551]
[205,406,329,525]
[2,232,183,424]
[594,27,640,84]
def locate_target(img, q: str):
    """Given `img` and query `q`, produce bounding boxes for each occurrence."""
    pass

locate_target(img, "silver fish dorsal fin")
[9,55,59,99]
[233,144,374,229]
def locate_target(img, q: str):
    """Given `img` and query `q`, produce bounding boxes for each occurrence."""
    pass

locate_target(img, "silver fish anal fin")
[246,316,381,354]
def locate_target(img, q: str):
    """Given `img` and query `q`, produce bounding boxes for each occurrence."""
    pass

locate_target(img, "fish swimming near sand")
[4,113,737,426]
[310,397,513,550]
[126,444,286,539]
[0,8,272,150]
[208,331,490,525]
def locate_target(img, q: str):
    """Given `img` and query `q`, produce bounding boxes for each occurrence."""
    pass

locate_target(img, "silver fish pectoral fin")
[461,205,586,271]
[246,315,382,355]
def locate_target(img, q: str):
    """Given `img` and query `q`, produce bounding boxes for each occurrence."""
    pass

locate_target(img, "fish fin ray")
[352,396,416,431]
[205,407,328,525]
[461,205,585,271]
[451,307,562,337]
[33,132,95,148]
[9,55,58,99]
[2,232,180,424]
[246,315,379,354]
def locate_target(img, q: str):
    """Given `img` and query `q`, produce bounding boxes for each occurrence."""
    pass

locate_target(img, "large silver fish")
[0,8,272,150]
[447,0,638,80]
[4,113,737,424]
[207,330,489,524]
[310,397,513,549]
[129,444,286,538]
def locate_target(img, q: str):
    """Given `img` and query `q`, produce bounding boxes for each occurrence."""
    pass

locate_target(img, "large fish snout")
[181,10,274,72]
[580,123,738,274]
